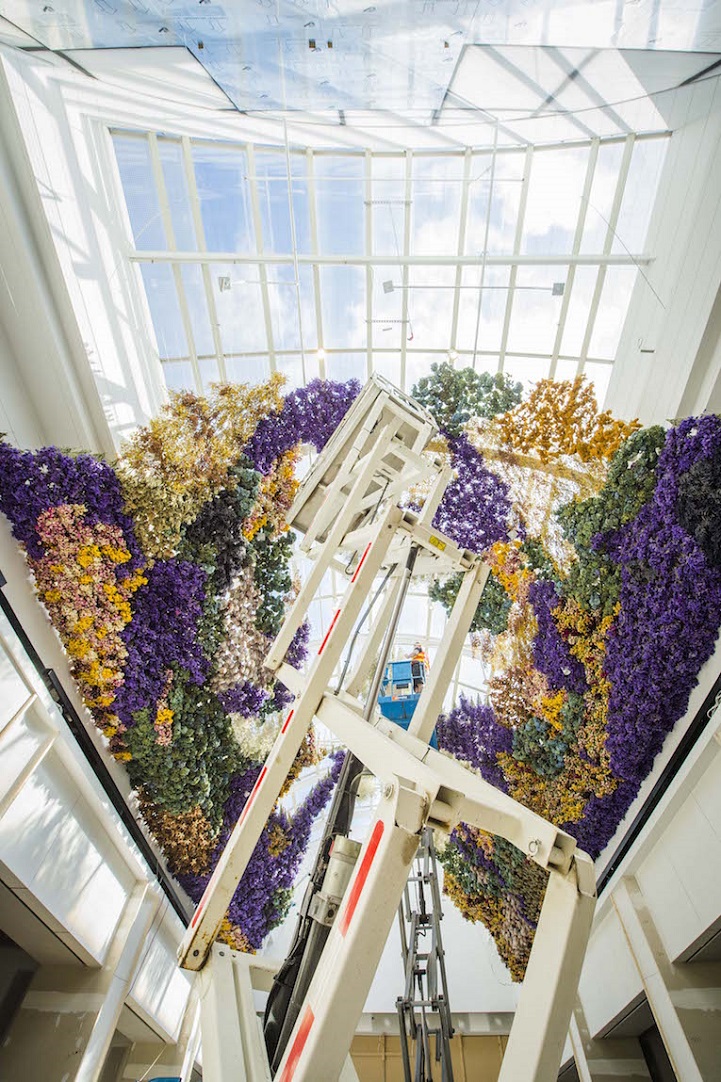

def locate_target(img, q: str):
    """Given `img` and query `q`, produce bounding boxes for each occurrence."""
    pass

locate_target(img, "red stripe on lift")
[338,820,385,937]
[317,608,341,655]
[279,1005,315,1082]
[350,541,372,583]
[281,708,295,734]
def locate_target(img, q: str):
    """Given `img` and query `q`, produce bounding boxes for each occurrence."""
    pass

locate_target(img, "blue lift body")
[378,660,438,749]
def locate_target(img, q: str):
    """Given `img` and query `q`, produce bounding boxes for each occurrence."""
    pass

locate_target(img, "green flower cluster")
[412,362,523,438]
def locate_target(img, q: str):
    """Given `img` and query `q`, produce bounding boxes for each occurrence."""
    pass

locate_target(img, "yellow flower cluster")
[490,377,640,465]
[217,919,254,954]
[243,448,300,541]
[116,376,286,558]
[32,504,146,738]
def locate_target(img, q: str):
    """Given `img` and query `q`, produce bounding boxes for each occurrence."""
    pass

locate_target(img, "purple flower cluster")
[180,752,344,948]
[585,416,721,853]
[113,559,209,726]
[270,620,312,712]
[245,380,361,474]
[432,435,514,554]
[529,580,587,695]
[0,443,143,571]
[436,695,512,792]
[218,682,270,717]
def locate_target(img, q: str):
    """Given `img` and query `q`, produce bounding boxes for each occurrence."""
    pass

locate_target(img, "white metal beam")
[130,251,650,267]
[498,144,533,374]
[181,135,227,381]
[578,134,635,375]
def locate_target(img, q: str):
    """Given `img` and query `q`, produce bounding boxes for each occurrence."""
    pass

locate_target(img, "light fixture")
[382,280,565,296]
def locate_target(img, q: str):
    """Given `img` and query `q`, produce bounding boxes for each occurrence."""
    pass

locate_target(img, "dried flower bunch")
[0,377,358,949]
[3,367,721,974]
[414,367,721,980]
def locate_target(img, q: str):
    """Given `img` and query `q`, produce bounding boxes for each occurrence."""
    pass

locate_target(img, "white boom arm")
[178,374,596,1082]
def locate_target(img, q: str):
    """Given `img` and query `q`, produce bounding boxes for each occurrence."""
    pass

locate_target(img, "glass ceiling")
[112,128,668,407]
[109,102,670,706]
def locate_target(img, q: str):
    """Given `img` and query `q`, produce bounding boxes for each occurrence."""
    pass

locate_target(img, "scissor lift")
[178,374,596,1082]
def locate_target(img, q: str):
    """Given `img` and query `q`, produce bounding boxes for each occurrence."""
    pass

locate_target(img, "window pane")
[158,138,195,249]
[487,152,525,254]
[456,265,510,353]
[256,151,310,255]
[588,266,638,359]
[212,265,266,353]
[319,266,366,350]
[199,358,219,392]
[561,266,599,357]
[613,138,668,254]
[315,156,364,256]
[180,264,215,357]
[583,361,613,406]
[465,152,492,254]
[580,142,624,253]
[139,264,187,358]
[411,155,464,256]
[162,360,195,393]
[268,264,302,352]
[522,146,589,255]
[325,353,366,383]
[225,355,271,385]
[372,352,401,387]
[504,355,549,391]
[113,135,166,250]
[405,265,455,350]
[372,156,406,256]
[193,144,254,252]
[506,266,567,355]
[370,267,404,351]
[276,353,304,390]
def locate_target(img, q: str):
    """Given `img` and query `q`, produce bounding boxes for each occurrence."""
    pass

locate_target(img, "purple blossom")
[180,752,344,949]
[432,435,513,554]
[245,380,361,474]
[529,579,587,695]
[0,443,143,571]
[436,695,512,792]
[218,682,270,717]
[113,559,209,726]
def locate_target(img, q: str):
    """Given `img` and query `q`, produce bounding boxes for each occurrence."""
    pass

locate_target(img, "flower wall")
[2,365,720,978]
[423,367,721,980]
[0,377,359,950]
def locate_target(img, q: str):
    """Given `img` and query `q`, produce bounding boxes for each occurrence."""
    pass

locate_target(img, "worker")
[408,642,428,693]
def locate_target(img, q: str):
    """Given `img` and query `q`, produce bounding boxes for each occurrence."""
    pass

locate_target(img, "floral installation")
[0,378,358,950]
[416,369,721,981]
[3,367,721,976]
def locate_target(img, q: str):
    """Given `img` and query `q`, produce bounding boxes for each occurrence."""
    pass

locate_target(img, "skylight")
[111,129,668,408]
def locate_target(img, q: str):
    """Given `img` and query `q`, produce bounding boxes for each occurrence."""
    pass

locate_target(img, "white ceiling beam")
[578,134,636,375]
[549,138,599,379]
[400,150,413,392]
[147,132,203,393]
[130,251,651,267]
[365,149,373,381]
[180,135,227,381]
[246,144,277,374]
[308,148,325,381]
[450,148,473,356]
[498,145,534,373]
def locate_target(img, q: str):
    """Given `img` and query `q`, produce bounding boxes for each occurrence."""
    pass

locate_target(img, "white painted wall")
[606,76,721,424]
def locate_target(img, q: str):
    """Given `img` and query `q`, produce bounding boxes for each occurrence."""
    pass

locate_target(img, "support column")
[0,885,158,1082]
[568,1003,651,1082]
[612,877,719,1082]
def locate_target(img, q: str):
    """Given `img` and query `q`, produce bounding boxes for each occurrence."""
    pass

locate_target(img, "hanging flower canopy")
[1,368,720,974]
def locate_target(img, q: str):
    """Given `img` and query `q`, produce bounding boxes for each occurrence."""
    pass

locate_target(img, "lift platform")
[177,373,596,1082]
